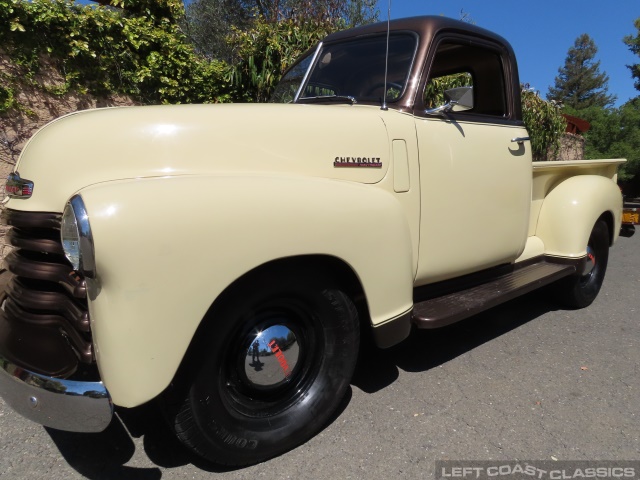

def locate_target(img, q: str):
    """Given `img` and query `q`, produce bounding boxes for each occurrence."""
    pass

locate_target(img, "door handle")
[511,137,530,144]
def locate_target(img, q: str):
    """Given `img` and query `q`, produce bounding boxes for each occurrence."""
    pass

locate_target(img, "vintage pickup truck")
[0,16,625,466]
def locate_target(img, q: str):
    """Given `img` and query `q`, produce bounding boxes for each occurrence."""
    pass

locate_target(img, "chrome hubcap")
[244,324,300,388]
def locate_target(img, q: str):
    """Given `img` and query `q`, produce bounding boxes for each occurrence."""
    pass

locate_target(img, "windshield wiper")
[297,95,357,105]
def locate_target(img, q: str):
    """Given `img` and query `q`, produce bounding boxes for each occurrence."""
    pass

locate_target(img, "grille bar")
[0,208,93,376]
[3,296,93,363]
[6,228,64,255]
[1,209,61,229]
[4,251,87,299]
[7,279,90,332]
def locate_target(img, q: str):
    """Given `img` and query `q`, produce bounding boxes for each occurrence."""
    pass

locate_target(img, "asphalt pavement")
[1,231,638,479]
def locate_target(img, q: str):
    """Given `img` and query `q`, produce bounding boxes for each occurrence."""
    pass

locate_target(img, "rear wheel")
[164,272,359,466]
[553,219,610,308]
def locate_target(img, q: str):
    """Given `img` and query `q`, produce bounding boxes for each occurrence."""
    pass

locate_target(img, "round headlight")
[61,203,81,270]
[61,195,96,278]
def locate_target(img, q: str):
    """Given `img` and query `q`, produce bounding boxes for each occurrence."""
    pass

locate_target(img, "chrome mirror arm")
[425,100,457,116]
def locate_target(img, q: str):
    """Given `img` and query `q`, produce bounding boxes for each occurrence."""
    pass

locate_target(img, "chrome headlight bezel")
[61,195,96,278]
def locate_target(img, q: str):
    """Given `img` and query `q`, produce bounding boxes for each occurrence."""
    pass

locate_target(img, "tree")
[181,0,253,62]
[236,0,377,24]
[343,0,379,27]
[521,86,567,161]
[226,16,335,102]
[182,0,377,61]
[547,33,616,110]
[623,17,640,92]
[564,99,640,184]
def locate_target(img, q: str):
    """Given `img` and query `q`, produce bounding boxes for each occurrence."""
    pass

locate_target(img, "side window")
[424,72,473,109]
[424,41,507,117]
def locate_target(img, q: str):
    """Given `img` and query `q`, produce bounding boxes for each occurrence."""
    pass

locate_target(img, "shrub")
[521,86,567,161]
[0,0,230,111]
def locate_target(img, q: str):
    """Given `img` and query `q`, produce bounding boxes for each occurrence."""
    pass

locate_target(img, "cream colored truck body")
[3,103,624,407]
[0,16,624,442]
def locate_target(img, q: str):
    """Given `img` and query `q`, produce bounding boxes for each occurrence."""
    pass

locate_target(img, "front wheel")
[164,273,359,466]
[552,219,610,308]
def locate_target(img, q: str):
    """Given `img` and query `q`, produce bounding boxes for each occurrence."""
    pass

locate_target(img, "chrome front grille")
[0,209,93,377]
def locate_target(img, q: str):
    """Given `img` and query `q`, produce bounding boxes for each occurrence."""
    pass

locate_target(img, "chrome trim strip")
[0,354,113,432]
[294,42,323,103]
[67,195,97,279]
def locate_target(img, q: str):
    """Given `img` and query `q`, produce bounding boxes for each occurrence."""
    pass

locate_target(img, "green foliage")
[343,0,378,27]
[181,0,253,62]
[564,99,640,182]
[231,0,378,25]
[182,0,377,61]
[421,74,566,162]
[1,0,375,109]
[0,0,600,175]
[423,72,472,109]
[0,84,18,113]
[107,0,184,23]
[521,87,567,161]
[547,33,616,109]
[0,0,230,110]
[624,17,640,92]
[226,17,339,102]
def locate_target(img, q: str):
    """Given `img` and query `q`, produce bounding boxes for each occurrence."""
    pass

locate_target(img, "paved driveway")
[1,232,638,479]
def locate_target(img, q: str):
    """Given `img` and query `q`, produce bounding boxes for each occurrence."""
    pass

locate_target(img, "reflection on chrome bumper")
[0,355,113,433]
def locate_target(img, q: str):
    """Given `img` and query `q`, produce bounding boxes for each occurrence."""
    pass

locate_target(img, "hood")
[7,103,393,212]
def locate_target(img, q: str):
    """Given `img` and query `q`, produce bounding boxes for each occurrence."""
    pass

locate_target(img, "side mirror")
[425,86,474,116]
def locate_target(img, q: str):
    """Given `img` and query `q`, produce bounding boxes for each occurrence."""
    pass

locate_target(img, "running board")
[412,261,576,329]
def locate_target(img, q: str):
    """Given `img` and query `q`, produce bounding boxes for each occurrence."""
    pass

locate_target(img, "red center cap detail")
[268,340,292,378]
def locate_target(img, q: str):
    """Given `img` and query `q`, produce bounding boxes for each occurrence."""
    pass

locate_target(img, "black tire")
[552,219,610,309]
[164,271,359,466]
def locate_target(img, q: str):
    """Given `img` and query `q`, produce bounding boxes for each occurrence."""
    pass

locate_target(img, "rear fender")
[535,175,622,257]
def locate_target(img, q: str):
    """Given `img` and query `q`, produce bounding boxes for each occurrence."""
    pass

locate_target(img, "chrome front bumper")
[0,354,113,432]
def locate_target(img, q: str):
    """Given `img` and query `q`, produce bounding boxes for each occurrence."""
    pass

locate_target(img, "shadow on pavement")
[45,417,162,479]
[46,289,558,477]
[352,288,560,393]
[46,379,354,477]
[46,398,243,478]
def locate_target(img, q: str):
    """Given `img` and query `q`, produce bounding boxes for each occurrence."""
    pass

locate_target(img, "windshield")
[270,33,417,105]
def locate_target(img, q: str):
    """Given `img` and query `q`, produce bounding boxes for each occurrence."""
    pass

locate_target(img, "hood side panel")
[8,104,391,212]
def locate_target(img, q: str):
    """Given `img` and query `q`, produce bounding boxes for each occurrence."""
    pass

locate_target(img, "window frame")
[415,33,522,125]
[295,31,420,106]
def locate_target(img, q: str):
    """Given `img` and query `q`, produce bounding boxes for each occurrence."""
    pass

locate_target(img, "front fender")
[536,175,623,257]
[78,175,414,407]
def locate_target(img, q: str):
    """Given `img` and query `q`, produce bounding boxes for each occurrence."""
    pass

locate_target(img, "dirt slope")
[0,53,136,258]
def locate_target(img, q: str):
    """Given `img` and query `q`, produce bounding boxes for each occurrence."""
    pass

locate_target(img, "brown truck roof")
[323,16,522,120]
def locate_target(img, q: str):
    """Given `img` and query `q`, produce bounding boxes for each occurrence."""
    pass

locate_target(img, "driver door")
[414,38,532,285]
